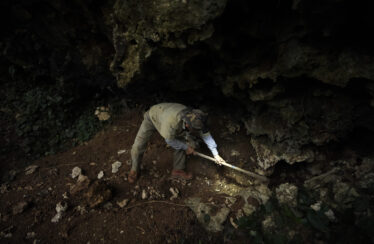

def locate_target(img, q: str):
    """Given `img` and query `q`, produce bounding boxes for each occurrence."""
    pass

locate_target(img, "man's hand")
[214,154,226,165]
[186,146,195,155]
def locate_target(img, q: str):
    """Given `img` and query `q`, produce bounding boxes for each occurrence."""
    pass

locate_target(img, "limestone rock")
[251,137,314,170]
[26,232,36,239]
[71,167,82,179]
[141,189,148,200]
[112,161,122,173]
[51,202,68,223]
[262,215,276,231]
[310,201,322,211]
[237,185,272,216]
[324,209,336,222]
[117,199,129,208]
[25,165,39,175]
[95,106,110,121]
[185,197,230,232]
[112,0,228,87]
[97,171,104,180]
[169,187,179,201]
[117,149,128,155]
[275,183,298,207]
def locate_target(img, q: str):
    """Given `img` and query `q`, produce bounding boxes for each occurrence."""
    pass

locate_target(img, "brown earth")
[0,107,260,243]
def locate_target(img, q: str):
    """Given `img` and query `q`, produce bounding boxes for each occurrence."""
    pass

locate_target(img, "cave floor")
[0,107,266,243]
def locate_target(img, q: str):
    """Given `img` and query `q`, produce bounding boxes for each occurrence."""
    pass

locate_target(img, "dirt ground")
[0,107,262,243]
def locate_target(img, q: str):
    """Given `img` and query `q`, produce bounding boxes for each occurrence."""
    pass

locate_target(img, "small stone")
[90,162,97,166]
[62,192,69,199]
[71,167,82,179]
[56,201,68,213]
[117,199,129,208]
[98,171,104,179]
[112,161,122,173]
[51,213,62,223]
[152,160,157,165]
[51,202,68,223]
[288,230,296,239]
[141,190,148,200]
[95,106,110,121]
[103,202,113,210]
[230,150,240,157]
[276,183,298,207]
[324,209,336,221]
[310,202,322,211]
[75,206,87,215]
[26,232,36,239]
[169,187,179,200]
[12,201,28,215]
[25,165,39,175]
[117,149,127,155]
[262,215,276,231]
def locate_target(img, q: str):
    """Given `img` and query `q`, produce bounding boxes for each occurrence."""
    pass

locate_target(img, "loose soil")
[0,108,259,243]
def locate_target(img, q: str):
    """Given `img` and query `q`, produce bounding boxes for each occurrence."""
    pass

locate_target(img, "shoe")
[128,170,138,183]
[171,169,193,180]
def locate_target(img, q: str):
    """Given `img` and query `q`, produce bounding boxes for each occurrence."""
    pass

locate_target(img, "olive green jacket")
[148,103,187,140]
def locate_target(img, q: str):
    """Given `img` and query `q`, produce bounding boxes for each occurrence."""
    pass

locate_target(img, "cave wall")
[2,0,374,168]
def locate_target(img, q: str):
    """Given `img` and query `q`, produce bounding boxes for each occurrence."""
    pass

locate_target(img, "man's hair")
[183,108,208,133]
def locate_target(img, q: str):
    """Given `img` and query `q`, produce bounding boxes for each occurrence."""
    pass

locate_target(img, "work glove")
[214,154,226,165]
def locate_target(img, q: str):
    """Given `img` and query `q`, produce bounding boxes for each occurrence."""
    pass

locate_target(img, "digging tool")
[194,151,269,182]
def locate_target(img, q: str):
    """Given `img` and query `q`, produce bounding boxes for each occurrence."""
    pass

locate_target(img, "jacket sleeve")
[165,138,188,150]
[201,132,218,156]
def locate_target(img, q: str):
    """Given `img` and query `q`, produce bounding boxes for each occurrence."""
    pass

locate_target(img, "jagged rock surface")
[2,0,374,170]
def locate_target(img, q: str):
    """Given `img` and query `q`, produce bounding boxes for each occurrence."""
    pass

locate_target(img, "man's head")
[183,109,208,133]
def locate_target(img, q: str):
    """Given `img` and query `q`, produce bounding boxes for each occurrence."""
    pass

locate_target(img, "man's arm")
[165,138,188,150]
[201,132,225,165]
[201,132,218,156]
[165,138,194,155]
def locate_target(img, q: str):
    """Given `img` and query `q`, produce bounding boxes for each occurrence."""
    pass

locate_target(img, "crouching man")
[128,103,225,183]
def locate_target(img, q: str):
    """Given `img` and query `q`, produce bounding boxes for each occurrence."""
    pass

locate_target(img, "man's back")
[148,103,187,139]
